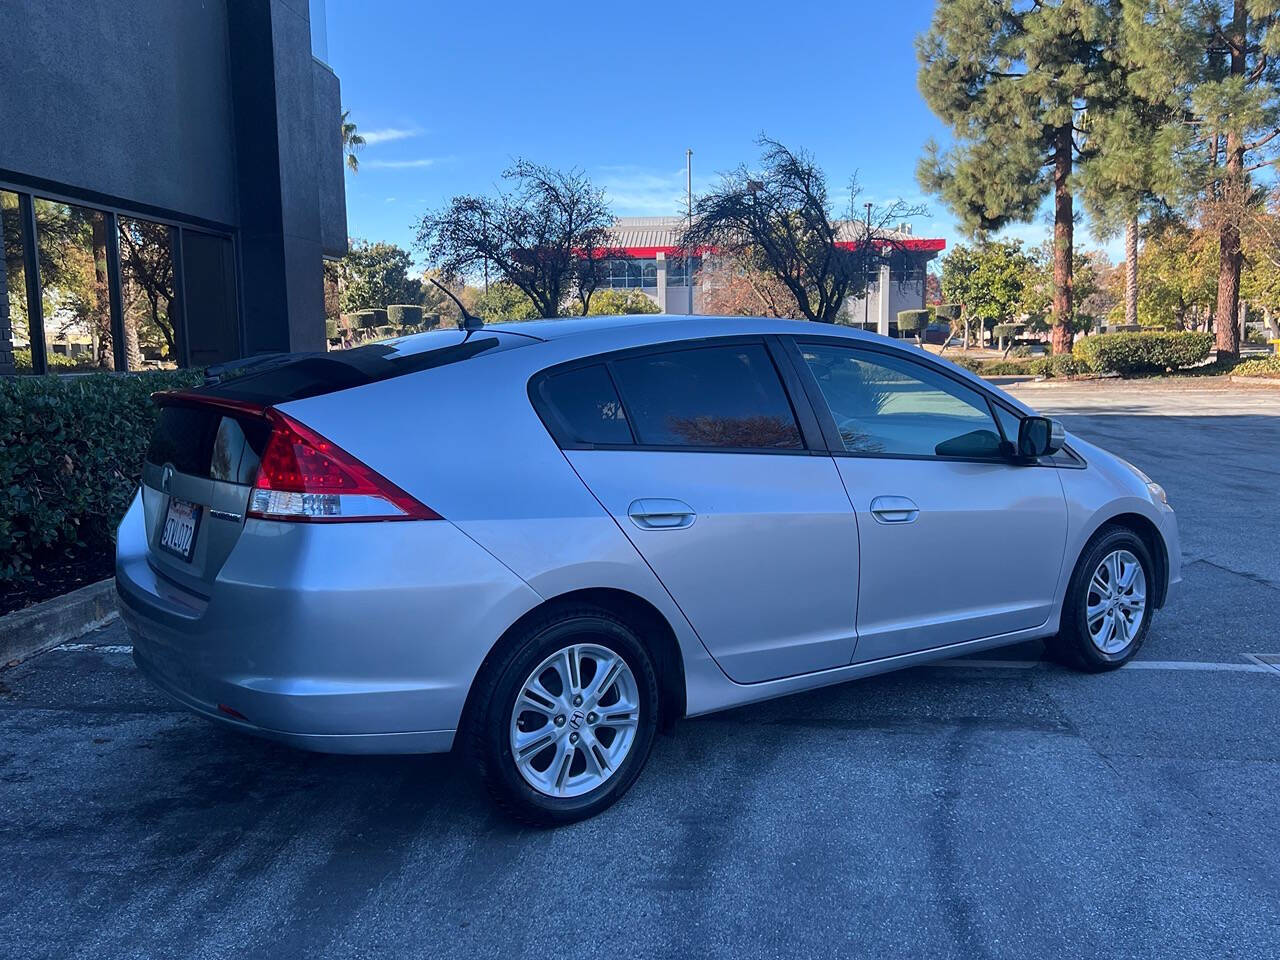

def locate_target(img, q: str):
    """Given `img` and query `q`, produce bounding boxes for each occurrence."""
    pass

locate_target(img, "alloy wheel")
[1086,549,1147,655]
[509,643,641,798]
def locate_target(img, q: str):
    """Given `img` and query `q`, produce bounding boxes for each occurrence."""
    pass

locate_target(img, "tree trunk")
[1263,305,1278,339]
[1214,0,1247,359]
[1124,216,1139,327]
[1051,125,1074,355]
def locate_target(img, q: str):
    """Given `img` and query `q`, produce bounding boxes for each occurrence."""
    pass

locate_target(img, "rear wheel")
[469,607,659,825]
[1046,526,1154,672]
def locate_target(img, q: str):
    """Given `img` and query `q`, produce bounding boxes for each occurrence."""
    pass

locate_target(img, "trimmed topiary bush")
[896,309,931,336]
[992,323,1022,340]
[935,303,961,321]
[0,369,204,608]
[1028,354,1087,378]
[1073,331,1213,376]
[387,304,424,329]
[354,309,379,330]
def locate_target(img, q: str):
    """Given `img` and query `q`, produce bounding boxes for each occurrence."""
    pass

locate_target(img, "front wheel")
[1046,526,1154,672]
[469,607,660,825]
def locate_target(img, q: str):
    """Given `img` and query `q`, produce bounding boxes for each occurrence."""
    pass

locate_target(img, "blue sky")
[326,0,1104,265]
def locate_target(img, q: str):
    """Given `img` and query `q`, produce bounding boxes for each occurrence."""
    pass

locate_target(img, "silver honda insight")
[117,315,1179,824]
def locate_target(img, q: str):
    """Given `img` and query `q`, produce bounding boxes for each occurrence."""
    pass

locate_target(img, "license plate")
[159,498,202,562]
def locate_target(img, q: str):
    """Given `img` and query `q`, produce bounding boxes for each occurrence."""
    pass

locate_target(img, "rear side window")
[610,344,803,450]
[535,365,633,445]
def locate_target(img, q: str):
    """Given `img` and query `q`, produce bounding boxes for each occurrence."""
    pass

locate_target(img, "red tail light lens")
[248,410,440,522]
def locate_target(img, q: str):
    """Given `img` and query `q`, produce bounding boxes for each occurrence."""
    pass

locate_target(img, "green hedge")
[935,303,961,321]
[1029,354,1087,378]
[1073,331,1213,376]
[992,323,1023,340]
[1233,356,1280,378]
[0,370,204,595]
[387,304,424,328]
[895,309,931,334]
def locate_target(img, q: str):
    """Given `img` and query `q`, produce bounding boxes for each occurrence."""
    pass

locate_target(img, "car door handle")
[627,498,696,530]
[869,495,919,524]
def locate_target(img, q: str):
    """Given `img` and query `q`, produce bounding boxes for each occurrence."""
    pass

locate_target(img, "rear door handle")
[869,495,919,524]
[627,498,696,530]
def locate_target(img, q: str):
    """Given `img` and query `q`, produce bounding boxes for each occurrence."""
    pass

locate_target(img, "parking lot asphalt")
[2,380,1279,959]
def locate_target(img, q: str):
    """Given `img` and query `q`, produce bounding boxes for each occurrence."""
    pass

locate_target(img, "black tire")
[1045,526,1154,672]
[468,605,660,826]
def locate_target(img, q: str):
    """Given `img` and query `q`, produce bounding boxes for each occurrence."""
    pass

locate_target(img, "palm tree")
[340,109,365,174]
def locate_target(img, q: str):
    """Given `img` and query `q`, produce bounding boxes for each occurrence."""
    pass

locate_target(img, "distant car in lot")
[116,315,1179,824]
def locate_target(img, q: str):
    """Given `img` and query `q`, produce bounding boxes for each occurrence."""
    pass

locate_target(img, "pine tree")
[918,0,1120,353]
[1123,0,1280,357]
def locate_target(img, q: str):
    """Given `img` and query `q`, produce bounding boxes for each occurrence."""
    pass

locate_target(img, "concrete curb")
[1,579,118,668]
[1228,375,1280,387]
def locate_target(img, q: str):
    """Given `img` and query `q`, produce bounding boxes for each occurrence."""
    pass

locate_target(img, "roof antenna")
[429,278,484,332]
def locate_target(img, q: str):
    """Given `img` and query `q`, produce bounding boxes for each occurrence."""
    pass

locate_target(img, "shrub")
[1232,356,1280,379]
[992,323,1022,341]
[387,304,424,329]
[587,289,662,316]
[935,303,961,321]
[1073,331,1213,376]
[977,359,1033,376]
[895,309,931,335]
[1028,354,1087,378]
[949,355,983,373]
[13,349,78,370]
[325,319,340,340]
[0,369,204,602]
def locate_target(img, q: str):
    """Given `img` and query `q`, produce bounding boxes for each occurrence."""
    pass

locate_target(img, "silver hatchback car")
[117,315,1179,823]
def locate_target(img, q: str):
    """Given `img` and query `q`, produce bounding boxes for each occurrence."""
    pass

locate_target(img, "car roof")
[486,313,882,343]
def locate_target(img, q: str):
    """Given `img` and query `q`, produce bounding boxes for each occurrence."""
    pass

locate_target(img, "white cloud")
[360,127,422,146]
[596,165,712,217]
[363,157,439,170]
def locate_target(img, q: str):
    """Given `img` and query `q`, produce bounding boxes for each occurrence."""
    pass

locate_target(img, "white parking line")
[936,657,1274,674]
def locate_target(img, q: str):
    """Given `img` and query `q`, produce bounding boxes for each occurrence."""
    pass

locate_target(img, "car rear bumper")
[115,492,541,754]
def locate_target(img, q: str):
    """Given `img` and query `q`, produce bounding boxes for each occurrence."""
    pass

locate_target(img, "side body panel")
[835,456,1069,661]
[567,450,859,682]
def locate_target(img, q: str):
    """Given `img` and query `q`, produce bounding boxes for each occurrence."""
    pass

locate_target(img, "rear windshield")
[146,406,270,483]
[195,330,530,406]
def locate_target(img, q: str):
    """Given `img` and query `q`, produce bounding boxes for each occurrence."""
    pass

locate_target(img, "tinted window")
[800,344,1004,458]
[147,406,267,481]
[537,364,633,445]
[610,344,802,449]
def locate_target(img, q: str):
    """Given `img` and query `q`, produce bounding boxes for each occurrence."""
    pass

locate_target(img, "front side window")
[610,343,803,450]
[799,343,1004,459]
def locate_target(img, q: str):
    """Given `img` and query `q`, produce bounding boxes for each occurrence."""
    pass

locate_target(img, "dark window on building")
[0,184,240,376]
[536,364,633,445]
[1,192,34,373]
[600,258,657,289]
[118,216,179,370]
[34,199,116,372]
[610,344,803,450]
[665,255,701,286]
[181,231,239,368]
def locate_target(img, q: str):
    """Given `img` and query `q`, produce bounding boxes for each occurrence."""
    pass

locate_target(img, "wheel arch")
[457,587,687,747]
[1076,511,1170,609]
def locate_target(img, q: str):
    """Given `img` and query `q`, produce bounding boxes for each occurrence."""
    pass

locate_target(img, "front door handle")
[870,495,919,524]
[627,498,696,530]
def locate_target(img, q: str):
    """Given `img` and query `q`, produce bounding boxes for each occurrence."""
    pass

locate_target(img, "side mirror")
[1017,416,1065,458]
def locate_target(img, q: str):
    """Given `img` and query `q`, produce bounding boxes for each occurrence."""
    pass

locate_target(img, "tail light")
[247,409,440,522]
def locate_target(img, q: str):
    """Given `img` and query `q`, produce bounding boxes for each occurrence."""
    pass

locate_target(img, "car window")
[609,343,803,449]
[536,364,633,445]
[799,343,1005,459]
[991,402,1022,444]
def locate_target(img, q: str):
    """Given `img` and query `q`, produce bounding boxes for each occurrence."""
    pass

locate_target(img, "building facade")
[0,0,347,376]
[600,217,945,331]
